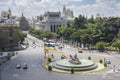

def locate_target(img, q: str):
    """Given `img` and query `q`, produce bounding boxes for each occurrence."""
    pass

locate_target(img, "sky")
[0,0,120,18]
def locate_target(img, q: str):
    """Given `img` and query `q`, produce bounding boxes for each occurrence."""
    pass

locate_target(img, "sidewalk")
[0,51,17,68]
[0,52,8,66]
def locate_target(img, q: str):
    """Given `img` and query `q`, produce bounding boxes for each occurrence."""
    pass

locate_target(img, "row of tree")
[57,15,120,51]
[29,28,55,40]
[29,15,120,51]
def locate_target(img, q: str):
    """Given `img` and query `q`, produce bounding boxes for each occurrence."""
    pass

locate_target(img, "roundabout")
[51,59,98,71]
[44,45,106,74]
[45,58,106,74]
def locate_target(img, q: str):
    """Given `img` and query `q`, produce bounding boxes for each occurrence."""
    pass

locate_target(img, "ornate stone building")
[63,6,74,20]
[19,13,30,31]
[34,11,67,33]
[0,9,25,51]
[0,8,16,25]
[0,25,22,51]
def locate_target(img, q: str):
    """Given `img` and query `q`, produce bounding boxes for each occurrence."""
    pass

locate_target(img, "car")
[16,64,21,69]
[23,63,28,69]
[78,50,83,53]
[58,46,62,49]
[106,60,111,64]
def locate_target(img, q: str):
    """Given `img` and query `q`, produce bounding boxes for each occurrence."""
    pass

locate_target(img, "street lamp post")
[0,68,1,80]
[43,38,46,58]
[0,62,2,80]
[61,36,64,48]
[90,38,94,53]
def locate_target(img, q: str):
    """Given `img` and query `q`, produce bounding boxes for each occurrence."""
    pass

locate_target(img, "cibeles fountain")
[46,54,106,73]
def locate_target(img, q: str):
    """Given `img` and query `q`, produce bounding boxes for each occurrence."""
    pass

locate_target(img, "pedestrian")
[113,65,116,72]
[106,50,110,55]
[51,54,54,59]
[104,58,106,62]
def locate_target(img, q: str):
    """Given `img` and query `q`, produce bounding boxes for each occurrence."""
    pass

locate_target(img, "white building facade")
[34,11,67,33]
[0,8,16,25]
[63,6,74,20]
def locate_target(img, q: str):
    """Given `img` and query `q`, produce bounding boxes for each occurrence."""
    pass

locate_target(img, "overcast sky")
[0,0,120,18]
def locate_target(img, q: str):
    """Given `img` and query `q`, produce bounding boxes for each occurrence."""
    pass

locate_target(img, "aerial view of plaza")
[0,0,120,80]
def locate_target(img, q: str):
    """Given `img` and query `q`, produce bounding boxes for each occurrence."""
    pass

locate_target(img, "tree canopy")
[29,15,120,51]
[56,15,120,50]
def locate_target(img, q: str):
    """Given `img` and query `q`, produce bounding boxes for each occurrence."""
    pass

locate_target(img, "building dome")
[19,13,29,31]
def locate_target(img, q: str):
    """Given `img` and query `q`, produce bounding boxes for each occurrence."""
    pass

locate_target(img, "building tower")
[62,6,74,20]
[8,8,12,16]
[20,13,30,31]
[63,6,66,16]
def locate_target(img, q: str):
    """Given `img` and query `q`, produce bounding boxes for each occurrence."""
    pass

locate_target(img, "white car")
[16,64,21,69]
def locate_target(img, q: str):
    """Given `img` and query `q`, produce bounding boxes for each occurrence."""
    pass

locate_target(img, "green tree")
[81,34,92,45]
[56,26,65,37]
[43,30,53,39]
[19,31,27,43]
[64,27,74,40]
[48,57,52,63]
[96,41,106,52]
[70,30,81,42]
[73,15,87,29]
[70,68,74,74]
[48,65,52,71]
[112,40,120,51]
[88,15,94,23]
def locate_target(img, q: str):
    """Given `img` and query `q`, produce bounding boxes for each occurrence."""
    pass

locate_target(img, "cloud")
[14,0,28,7]
[71,0,120,18]
[0,0,120,18]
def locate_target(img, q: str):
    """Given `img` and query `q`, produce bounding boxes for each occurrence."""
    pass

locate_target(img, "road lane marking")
[13,74,19,79]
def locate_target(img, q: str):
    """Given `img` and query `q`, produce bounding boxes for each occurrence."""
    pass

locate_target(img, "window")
[9,40,13,43]
[9,29,14,37]
[50,25,53,32]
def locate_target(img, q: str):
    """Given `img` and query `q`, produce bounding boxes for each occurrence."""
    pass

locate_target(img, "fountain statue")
[69,54,81,64]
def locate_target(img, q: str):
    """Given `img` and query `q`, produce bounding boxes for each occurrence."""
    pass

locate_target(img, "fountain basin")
[49,59,98,71]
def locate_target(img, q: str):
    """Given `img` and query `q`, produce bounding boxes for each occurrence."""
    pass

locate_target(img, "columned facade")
[34,11,66,33]
[50,24,62,32]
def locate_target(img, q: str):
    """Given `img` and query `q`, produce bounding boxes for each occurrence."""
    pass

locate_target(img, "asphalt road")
[1,35,120,80]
